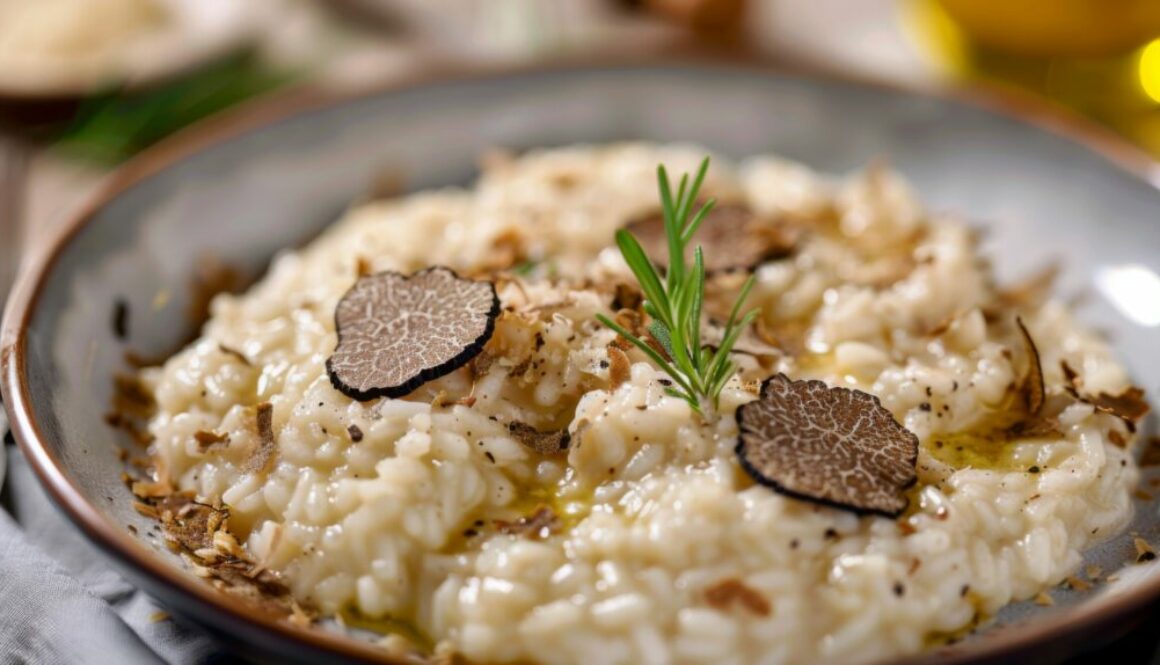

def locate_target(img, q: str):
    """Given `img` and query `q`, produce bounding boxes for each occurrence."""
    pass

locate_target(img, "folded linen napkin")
[0,437,223,665]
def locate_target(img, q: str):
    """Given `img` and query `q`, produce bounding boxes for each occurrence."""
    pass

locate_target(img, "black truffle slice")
[326,267,500,400]
[735,373,919,517]
[624,203,796,274]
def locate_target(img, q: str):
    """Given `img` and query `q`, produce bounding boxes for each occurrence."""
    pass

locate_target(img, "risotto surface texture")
[143,145,1139,665]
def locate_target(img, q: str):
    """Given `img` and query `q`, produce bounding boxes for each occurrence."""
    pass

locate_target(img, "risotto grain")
[142,144,1139,664]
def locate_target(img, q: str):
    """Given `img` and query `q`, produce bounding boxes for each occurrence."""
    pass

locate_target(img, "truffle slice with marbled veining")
[624,203,796,274]
[735,373,919,517]
[326,267,499,400]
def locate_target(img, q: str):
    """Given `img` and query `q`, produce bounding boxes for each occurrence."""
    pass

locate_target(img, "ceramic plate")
[2,59,1159,664]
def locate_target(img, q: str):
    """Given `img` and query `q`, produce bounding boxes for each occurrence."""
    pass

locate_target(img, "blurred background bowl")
[0,0,266,100]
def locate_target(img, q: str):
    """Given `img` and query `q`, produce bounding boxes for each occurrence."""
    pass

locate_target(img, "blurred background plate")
[0,0,268,100]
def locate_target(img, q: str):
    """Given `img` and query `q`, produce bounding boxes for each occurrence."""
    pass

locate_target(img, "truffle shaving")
[607,345,632,390]
[735,373,919,517]
[245,402,277,475]
[508,421,570,455]
[624,203,796,274]
[611,282,643,311]
[704,578,771,617]
[1086,387,1150,430]
[194,430,229,452]
[493,506,560,540]
[1006,417,1063,439]
[1060,360,1150,430]
[347,424,364,443]
[997,263,1060,309]
[145,491,306,620]
[217,344,251,366]
[105,373,156,446]
[1015,317,1045,416]
[1061,361,1081,391]
[156,493,228,552]
[326,267,500,400]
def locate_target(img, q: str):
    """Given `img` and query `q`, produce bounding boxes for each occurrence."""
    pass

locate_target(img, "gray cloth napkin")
[0,435,225,665]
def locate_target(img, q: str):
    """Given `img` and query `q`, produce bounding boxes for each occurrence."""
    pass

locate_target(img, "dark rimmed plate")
[2,58,1159,664]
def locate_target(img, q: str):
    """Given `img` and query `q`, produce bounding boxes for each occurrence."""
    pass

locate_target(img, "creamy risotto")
[139,144,1143,665]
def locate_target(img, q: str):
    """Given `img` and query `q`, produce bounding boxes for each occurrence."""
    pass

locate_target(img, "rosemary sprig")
[597,157,759,418]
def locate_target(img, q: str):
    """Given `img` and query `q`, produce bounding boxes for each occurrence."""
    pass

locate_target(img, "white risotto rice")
[142,144,1139,664]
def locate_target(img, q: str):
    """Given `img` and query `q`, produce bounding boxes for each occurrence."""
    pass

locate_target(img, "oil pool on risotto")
[120,144,1151,665]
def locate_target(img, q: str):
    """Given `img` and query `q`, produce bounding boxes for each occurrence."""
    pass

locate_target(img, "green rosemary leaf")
[657,164,675,214]
[727,273,758,326]
[681,198,715,245]
[511,260,538,276]
[699,345,713,368]
[648,321,675,358]
[656,165,684,289]
[674,173,690,216]
[599,156,760,419]
[664,386,697,410]
[709,358,738,404]
[654,315,696,382]
[688,247,705,360]
[705,309,760,386]
[642,300,663,323]
[597,315,694,395]
[615,230,670,321]
[672,268,695,340]
[654,318,699,392]
[678,157,711,226]
[652,319,698,388]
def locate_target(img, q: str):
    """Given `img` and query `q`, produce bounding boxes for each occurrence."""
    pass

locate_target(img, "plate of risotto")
[3,59,1159,665]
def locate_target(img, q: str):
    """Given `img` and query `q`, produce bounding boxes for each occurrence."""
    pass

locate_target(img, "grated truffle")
[347,424,364,443]
[606,345,632,391]
[507,421,570,455]
[1061,360,1150,431]
[1086,387,1150,430]
[703,578,771,617]
[193,430,229,452]
[493,506,560,540]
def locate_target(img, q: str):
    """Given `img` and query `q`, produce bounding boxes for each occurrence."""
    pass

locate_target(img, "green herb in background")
[597,157,759,419]
[511,260,538,276]
[54,51,293,164]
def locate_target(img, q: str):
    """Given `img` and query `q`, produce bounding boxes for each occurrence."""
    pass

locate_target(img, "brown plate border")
[3,51,1159,664]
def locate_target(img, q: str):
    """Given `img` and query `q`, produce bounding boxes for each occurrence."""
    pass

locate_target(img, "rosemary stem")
[600,156,757,422]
